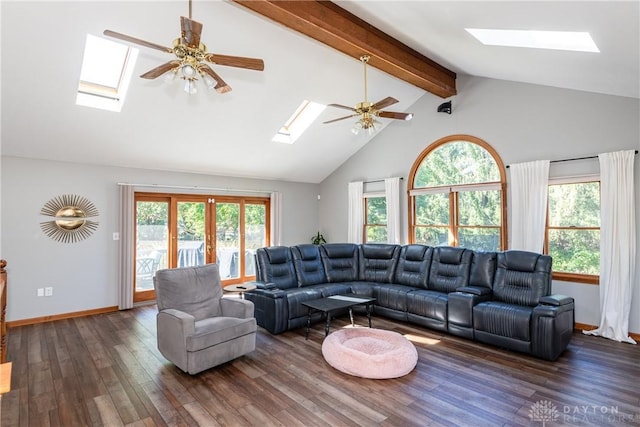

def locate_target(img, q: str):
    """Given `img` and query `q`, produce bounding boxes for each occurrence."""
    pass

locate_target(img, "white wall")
[0,157,319,322]
[319,75,640,333]
[2,75,639,333]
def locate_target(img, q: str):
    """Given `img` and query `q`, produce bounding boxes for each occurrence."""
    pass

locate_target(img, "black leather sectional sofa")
[245,243,575,361]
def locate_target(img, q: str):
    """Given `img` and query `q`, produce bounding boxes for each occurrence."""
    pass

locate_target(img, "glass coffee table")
[301,295,376,339]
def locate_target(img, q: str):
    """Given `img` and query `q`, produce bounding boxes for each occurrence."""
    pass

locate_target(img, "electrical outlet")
[45,287,53,297]
[113,232,120,241]
[37,288,44,297]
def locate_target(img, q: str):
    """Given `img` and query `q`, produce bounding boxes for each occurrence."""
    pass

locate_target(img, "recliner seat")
[154,264,257,374]
[472,251,574,360]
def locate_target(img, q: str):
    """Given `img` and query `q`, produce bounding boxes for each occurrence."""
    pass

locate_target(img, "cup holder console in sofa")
[245,243,574,361]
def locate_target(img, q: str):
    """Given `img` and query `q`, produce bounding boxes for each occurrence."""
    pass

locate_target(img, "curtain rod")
[117,182,276,194]
[364,177,404,184]
[506,150,638,168]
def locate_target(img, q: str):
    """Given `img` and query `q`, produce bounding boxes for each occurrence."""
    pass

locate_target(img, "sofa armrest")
[247,288,285,299]
[448,290,493,339]
[456,286,492,296]
[244,289,288,334]
[220,298,255,319]
[250,280,278,290]
[156,309,195,372]
[532,298,575,361]
[158,309,195,336]
[539,294,574,306]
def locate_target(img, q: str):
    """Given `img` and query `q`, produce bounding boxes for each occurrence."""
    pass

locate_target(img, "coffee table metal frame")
[301,295,376,339]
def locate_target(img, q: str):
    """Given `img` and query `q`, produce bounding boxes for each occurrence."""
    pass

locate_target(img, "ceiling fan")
[103,0,264,94]
[324,55,413,135]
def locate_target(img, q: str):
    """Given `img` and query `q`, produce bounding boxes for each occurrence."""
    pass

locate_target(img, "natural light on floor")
[340,325,441,345]
[76,34,139,112]
[465,29,600,53]
[404,333,441,345]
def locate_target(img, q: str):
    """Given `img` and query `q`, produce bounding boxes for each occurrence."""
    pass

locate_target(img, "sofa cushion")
[349,282,376,298]
[304,283,353,297]
[358,244,400,283]
[493,251,551,307]
[406,290,448,322]
[394,244,432,288]
[473,302,533,342]
[428,246,473,293]
[284,288,324,319]
[292,244,327,286]
[320,243,359,282]
[373,284,415,312]
[255,246,298,289]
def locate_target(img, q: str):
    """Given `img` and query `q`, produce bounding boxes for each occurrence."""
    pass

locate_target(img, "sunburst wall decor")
[40,194,99,243]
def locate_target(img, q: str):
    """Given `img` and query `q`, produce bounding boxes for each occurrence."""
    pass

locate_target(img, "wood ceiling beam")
[231,0,456,98]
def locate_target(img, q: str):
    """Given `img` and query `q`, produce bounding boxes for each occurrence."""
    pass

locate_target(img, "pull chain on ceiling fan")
[324,55,413,135]
[103,0,264,95]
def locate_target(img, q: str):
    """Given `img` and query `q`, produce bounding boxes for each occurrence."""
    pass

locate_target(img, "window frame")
[364,192,387,243]
[76,34,138,112]
[407,134,507,250]
[544,175,600,285]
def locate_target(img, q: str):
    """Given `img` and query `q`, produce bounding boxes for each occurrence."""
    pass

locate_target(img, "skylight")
[76,34,139,112]
[465,29,599,53]
[272,100,326,144]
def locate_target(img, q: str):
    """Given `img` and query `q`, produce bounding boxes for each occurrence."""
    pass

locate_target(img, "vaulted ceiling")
[1,1,638,183]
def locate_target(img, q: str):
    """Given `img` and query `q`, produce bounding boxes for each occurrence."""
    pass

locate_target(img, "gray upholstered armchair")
[153,263,257,374]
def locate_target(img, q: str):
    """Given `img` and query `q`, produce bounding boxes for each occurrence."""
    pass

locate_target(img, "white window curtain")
[385,177,401,244]
[270,191,283,246]
[118,184,135,310]
[584,150,636,344]
[347,181,364,243]
[509,160,550,252]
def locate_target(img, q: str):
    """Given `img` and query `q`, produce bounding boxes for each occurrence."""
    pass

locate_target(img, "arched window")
[408,135,507,250]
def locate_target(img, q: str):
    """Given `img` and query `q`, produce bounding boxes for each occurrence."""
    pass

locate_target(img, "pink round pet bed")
[321,328,418,379]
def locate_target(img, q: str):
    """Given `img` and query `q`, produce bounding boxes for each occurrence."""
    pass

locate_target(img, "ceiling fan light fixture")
[351,122,364,136]
[201,72,217,90]
[164,69,178,83]
[181,64,196,78]
[352,116,377,136]
[103,0,264,97]
[325,54,413,132]
[183,78,197,95]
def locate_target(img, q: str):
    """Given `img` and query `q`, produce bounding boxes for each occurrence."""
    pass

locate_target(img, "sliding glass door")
[135,198,169,302]
[177,200,206,269]
[134,193,269,303]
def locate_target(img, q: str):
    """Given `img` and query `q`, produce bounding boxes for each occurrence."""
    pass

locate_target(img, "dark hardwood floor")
[1,305,639,426]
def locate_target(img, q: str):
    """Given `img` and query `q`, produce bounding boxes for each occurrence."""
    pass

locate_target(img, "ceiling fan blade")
[371,96,399,111]
[205,53,264,71]
[180,16,203,48]
[199,64,232,94]
[323,114,359,124]
[377,111,414,121]
[327,104,357,112]
[103,30,173,54]
[140,61,180,79]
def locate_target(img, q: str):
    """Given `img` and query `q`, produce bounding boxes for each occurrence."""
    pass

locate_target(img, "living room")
[1,1,639,425]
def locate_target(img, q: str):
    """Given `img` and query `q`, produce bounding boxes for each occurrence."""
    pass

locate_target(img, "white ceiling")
[2,1,638,184]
